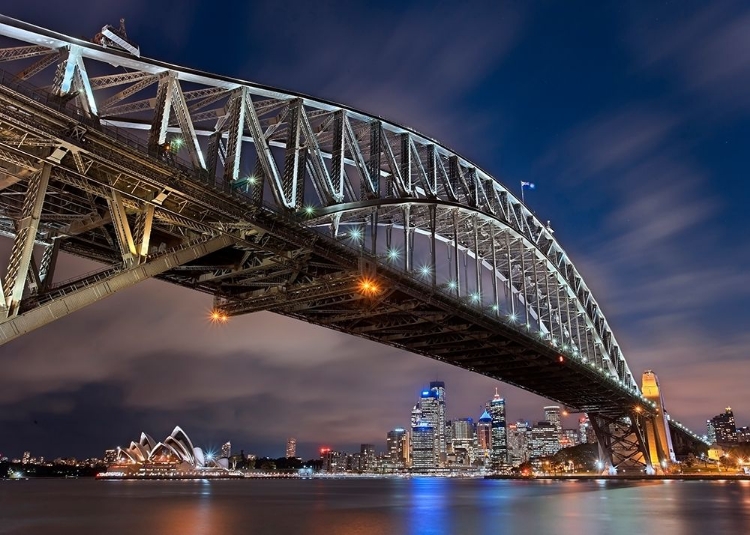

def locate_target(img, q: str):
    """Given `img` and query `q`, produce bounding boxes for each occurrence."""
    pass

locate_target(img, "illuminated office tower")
[411,423,436,471]
[530,421,560,458]
[360,444,375,472]
[387,428,408,467]
[507,420,531,467]
[221,441,231,459]
[544,406,562,436]
[709,407,737,445]
[489,388,508,469]
[477,409,492,463]
[451,417,476,464]
[286,438,297,458]
[429,381,447,462]
[418,388,441,467]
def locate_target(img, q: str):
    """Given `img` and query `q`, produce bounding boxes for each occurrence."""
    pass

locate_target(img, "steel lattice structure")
[0,15,707,471]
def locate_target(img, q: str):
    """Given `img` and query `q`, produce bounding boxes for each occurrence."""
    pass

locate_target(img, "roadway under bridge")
[0,15,707,472]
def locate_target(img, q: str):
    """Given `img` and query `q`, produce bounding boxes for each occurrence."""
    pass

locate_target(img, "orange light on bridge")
[358,278,380,296]
[558,355,564,363]
[634,406,643,413]
[209,310,229,323]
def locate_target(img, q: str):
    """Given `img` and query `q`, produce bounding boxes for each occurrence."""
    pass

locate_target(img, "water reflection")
[1,478,750,534]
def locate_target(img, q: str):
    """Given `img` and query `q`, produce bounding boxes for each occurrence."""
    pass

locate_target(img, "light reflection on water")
[1,478,749,534]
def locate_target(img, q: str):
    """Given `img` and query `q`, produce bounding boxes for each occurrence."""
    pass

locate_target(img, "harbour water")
[1,478,749,534]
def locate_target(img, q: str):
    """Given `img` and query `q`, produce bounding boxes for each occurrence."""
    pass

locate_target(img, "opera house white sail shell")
[98,426,243,479]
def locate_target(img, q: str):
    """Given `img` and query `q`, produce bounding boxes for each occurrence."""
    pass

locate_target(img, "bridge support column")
[590,412,652,474]
[0,234,235,346]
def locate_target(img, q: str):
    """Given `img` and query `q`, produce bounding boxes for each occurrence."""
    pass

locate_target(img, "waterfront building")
[103,426,240,479]
[322,450,348,473]
[709,408,737,445]
[560,429,580,448]
[579,416,596,444]
[103,449,118,465]
[507,420,531,467]
[411,423,436,471]
[286,438,297,458]
[544,406,562,437]
[476,409,492,464]
[360,444,376,472]
[530,421,560,458]
[706,419,716,444]
[450,417,476,465]
[489,388,508,469]
[419,388,442,466]
[387,428,408,467]
[21,451,30,464]
[221,441,231,459]
[430,381,447,462]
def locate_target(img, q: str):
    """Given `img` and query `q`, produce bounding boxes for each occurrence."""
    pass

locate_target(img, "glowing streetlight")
[386,248,400,261]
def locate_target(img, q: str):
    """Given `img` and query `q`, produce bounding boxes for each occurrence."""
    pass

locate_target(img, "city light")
[419,264,432,277]
[303,205,315,216]
[247,175,258,185]
[448,280,458,290]
[387,248,400,261]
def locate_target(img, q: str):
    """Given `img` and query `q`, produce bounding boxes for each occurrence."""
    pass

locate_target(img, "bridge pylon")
[641,370,676,472]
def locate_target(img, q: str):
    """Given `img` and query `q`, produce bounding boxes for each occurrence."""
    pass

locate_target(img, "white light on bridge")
[349,228,363,242]
[387,248,400,261]
[419,265,432,277]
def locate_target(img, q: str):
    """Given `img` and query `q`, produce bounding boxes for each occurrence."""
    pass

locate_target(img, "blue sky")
[0,1,748,459]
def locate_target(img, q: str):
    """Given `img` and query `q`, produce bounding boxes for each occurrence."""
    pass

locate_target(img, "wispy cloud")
[627,1,750,113]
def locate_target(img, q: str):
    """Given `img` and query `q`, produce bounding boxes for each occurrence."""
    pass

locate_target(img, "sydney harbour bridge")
[0,15,706,473]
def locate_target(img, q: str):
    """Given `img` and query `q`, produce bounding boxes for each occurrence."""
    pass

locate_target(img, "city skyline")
[0,1,749,460]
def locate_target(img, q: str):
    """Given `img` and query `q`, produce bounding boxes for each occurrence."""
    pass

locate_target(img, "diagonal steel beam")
[0,234,235,346]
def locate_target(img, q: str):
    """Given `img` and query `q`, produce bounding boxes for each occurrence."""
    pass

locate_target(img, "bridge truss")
[0,15,706,471]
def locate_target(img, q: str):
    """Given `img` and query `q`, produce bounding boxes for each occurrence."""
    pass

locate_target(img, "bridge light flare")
[387,248,400,261]
[209,310,229,324]
[247,175,258,185]
[470,292,480,303]
[349,227,363,242]
[303,205,315,216]
[419,265,432,277]
[448,280,458,290]
[358,278,380,296]
[558,355,564,363]
[508,312,518,322]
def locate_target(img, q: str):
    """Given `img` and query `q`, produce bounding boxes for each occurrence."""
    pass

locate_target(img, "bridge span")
[0,15,706,472]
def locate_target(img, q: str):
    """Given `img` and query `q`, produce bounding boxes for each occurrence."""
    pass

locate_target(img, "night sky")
[1,1,748,460]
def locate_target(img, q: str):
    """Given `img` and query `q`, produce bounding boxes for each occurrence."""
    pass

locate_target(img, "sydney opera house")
[98,426,243,479]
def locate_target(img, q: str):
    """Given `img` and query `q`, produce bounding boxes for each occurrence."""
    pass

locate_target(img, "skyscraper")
[411,423,435,471]
[221,441,231,459]
[709,407,737,444]
[286,438,297,458]
[477,409,492,464]
[360,444,376,472]
[544,406,562,436]
[451,418,476,465]
[430,381,447,462]
[530,421,560,458]
[507,420,531,467]
[417,388,441,467]
[489,388,508,469]
[387,428,408,467]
